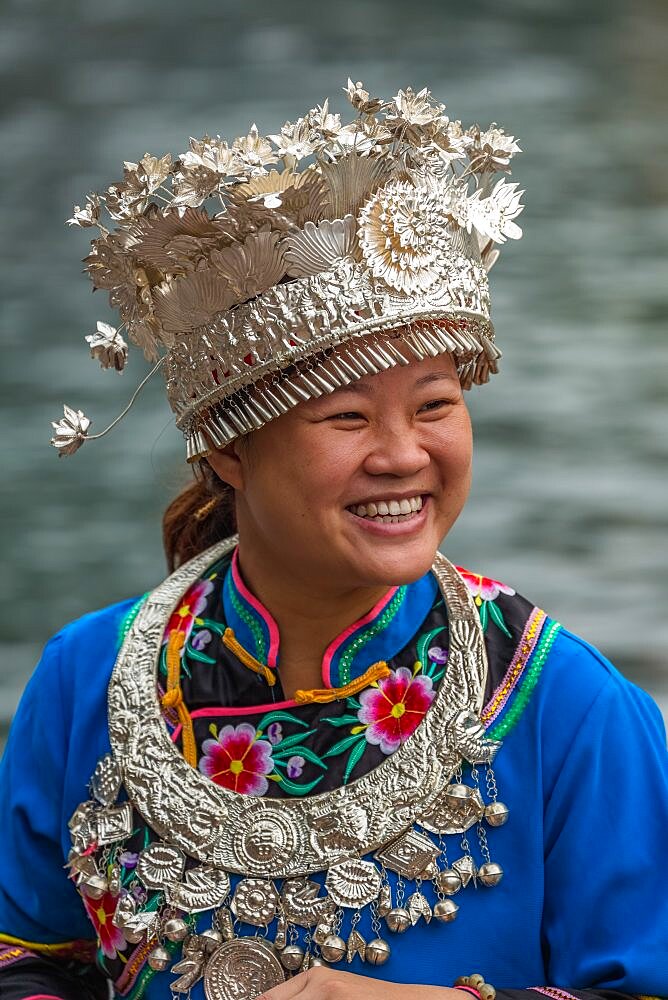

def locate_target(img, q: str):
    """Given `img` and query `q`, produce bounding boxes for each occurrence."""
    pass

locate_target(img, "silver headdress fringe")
[54,80,523,460]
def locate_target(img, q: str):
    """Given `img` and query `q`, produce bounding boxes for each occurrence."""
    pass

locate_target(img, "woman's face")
[209,351,473,593]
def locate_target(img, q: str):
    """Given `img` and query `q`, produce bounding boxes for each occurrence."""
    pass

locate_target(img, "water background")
[1,0,667,744]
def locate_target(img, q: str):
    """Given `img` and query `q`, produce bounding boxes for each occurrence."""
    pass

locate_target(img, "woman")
[0,81,666,1000]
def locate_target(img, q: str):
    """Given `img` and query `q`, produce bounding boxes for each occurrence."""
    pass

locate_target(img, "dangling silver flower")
[467,178,524,243]
[344,79,383,115]
[268,118,320,160]
[50,405,91,457]
[66,193,101,228]
[466,125,521,173]
[384,86,447,145]
[232,125,277,177]
[85,321,128,371]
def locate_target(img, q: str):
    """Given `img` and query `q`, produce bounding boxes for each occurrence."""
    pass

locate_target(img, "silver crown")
[54,81,523,461]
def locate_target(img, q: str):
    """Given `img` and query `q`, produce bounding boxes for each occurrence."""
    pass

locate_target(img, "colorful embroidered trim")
[295,661,391,704]
[335,585,407,687]
[483,613,562,742]
[0,943,31,969]
[117,594,148,649]
[0,932,96,963]
[530,988,580,1000]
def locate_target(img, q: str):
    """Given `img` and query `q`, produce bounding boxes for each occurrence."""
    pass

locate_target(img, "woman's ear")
[206,440,245,491]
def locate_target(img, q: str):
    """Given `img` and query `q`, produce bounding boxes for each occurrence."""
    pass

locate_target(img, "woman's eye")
[328,411,364,421]
[419,399,448,413]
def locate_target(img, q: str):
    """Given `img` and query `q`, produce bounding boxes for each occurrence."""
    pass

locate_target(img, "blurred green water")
[1,0,667,742]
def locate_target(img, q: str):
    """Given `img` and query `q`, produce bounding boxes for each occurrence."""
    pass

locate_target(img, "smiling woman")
[1,81,667,1000]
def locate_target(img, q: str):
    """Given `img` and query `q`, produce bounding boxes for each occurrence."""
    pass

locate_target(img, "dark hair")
[162,460,236,573]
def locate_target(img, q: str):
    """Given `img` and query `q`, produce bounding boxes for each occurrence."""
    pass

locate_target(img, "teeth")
[347,495,425,520]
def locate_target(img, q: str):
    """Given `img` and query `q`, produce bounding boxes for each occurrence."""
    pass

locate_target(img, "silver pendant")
[325,859,381,909]
[171,934,207,993]
[377,881,392,917]
[435,868,462,895]
[273,913,287,950]
[80,873,107,899]
[112,894,159,942]
[374,828,440,879]
[96,802,134,845]
[204,938,285,1000]
[346,928,366,962]
[281,877,336,927]
[136,843,186,890]
[165,864,231,913]
[231,805,302,875]
[320,933,347,963]
[231,878,279,926]
[164,917,189,942]
[279,943,305,970]
[90,754,122,806]
[407,891,432,925]
[452,855,477,887]
[148,944,171,971]
[418,784,485,835]
[214,907,235,942]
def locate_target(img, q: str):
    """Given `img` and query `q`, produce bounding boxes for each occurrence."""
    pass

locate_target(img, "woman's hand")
[260,966,463,1000]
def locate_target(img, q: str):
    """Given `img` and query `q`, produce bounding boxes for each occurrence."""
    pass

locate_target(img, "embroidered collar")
[222,546,438,689]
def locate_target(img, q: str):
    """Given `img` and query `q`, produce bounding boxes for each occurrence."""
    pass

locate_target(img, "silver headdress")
[53,81,523,461]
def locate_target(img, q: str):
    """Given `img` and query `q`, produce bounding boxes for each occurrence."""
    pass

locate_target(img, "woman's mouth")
[346,494,423,524]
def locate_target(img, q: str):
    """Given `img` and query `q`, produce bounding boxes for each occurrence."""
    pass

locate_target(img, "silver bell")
[385,907,411,933]
[478,861,504,886]
[484,801,509,827]
[164,917,189,942]
[320,934,346,963]
[433,899,459,922]
[310,957,327,967]
[365,938,391,966]
[147,944,171,971]
[82,874,108,900]
[435,869,462,896]
[280,944,305,970]
[200,927,223,953]
[444,784,473,807]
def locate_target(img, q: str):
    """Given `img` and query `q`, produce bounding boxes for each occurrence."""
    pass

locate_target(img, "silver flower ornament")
[85,321,128,372]
[50,405,91,457]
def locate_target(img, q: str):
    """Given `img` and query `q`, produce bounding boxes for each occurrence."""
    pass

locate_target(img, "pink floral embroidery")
[199,722,274,795]
[357,666,435,755]
[81,889,125,959]
[163,578,215,644]
[456,568,515,602]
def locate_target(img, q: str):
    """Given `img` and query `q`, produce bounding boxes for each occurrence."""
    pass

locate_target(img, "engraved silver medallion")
[374,828,440,879]
[136,843,186,890]
[325,859,381,909]
[165,864,231,913]
[203,938,285,1000]
[231,807,301,875]
[231,878,279,926]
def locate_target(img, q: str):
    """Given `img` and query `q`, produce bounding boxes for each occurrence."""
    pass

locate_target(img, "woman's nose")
[362,423,431,478]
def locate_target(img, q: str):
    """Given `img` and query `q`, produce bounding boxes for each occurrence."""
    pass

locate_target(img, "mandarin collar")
[222,547,438,689]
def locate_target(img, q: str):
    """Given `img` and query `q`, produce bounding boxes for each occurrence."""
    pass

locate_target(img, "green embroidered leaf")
[479,600,490,632]
[273,745,327,770]
[185,643,216,665]
[343,738,368,784]
[256,711,309,732]
[274,772,324,796]
[272,729,317,752]
[487,599,512,637]
[416,626,446,670]
[346,697,362,710]
[321,714,361,727]
[323,733,366,758]
[197,618,227,636]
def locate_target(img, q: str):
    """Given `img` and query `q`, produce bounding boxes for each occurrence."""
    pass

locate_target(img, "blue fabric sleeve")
[541,631,668,991]
[0,632,96,946]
